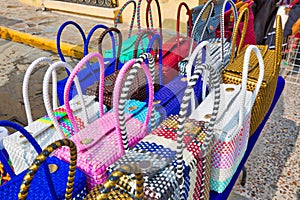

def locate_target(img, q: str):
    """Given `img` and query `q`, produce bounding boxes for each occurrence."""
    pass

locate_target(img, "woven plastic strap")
[115,0,137,38]
[113,53,155,152]
[84,24,113,54]
[275,15,283,67]
[22,57,53,124]
[85,164,144,200]
[189,0,215,55]
[137,0,153,31]
[134,29,156,58]
[64,52,105,133]
[98,27,123,73]
[176,2,192,51]
[145,0,163,41]
[18,139,77,200]
[186,41,211,109]
[43,61,88,138]
[0,120,57,199]
[229,6,249,64]
[146,33,163,86]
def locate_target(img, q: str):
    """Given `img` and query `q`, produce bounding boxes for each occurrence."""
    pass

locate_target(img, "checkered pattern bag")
[188,45,265,193]
[108,61,221,200]
[54,52,159,190]
[3,58,103,174]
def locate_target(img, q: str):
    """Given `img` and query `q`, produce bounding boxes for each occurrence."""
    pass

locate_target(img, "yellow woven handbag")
[85,164,144,200]
[222,15,283,136]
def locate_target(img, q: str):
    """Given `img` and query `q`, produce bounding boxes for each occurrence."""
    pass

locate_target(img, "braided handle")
[133,29,155,58]
[146,33,163,86]
[220,0,238,70]
[137,0,153,31]
[275,15,283,67]
[22,57,53,124]
[176,62,220,199]
[64,52,105,133]
[176,2,192,47]
[145,0,163,41]
[56,21,86,63]
[18,139,77,200]
[114,0,137,38]
[0,120,57,200]
[98,27,123,73]
[85,164,144,200]
[113,53,155,152]
[229,6,249,64]
[189,0,215,55]
[43,61,88,138]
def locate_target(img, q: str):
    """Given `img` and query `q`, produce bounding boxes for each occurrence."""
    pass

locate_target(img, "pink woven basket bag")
[54,52,155,190]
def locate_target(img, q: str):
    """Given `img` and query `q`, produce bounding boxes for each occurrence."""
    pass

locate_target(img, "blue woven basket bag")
[0,120,87,199]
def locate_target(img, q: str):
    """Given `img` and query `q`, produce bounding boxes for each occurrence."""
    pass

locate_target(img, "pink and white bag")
[54,52,156,190]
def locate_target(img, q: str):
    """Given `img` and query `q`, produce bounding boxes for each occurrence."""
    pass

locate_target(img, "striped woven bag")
[0,121,87,199]
[54,52,159,190]
[108,61,221,200]
[3,58,104,174]
[188,45,264,193]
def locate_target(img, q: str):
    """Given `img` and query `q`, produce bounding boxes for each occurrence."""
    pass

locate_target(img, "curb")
[0,26,84,59]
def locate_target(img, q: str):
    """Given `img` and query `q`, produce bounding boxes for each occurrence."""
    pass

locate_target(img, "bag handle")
[18,139,77,200]
[22,57,53,124]
[189,1,215,55]
[229,6,249,64]
[64,52,106,133]
[42,61,88,138]
[98,27,123,73]
[146,33,163,86]
[134,29,155,58]
[186,41,211,110]
[137,0,153,31]
[114,0,137,39]
[145,0,163,41]
[85,164,144,200]
[275,15,283,67]
[219,0,238,70]
[84,24,114,57]
[176,62,220,199]
[113,53,155,152]
[0,120,57,200]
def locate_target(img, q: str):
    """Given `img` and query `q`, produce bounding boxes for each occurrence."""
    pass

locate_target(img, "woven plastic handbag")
[109,61,221,200]
[85,164,144,200]
[2,58,103,174]
[54,52,158,190]
[85,27,122,107]
[0,121,87,199]
[188,44,264,193]
[56,21,115,105]
[179,0,240,75]
[104,0,150,63]
[216,0,256,48]
[222,15,283,136]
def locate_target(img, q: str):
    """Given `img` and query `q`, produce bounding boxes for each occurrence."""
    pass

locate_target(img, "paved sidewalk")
[0,0,299,199]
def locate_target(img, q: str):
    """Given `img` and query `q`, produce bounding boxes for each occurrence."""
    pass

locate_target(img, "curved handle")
[240,45,265,127]
[220,0,238,70]
[23,57,53,124]
[85,164,144,200]
[114,0,137,38]
[176,2,192,49]
[146,33,163,86]
[43,61,88,138]
[134,29,155,58]
[64,52,105,133]
[98,27,123,73]
[113,53,154,152]
[275,15,283,67]
[137,0,153,31]
[186,41,211,110]
[189,0,215,55]
[145,0,163,41]
[229,6,249,64]
[176,62,220,199]
[0,120,57,200]
[18,139,77,200]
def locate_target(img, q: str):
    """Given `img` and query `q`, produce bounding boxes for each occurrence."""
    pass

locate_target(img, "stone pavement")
[0,0,299,199]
